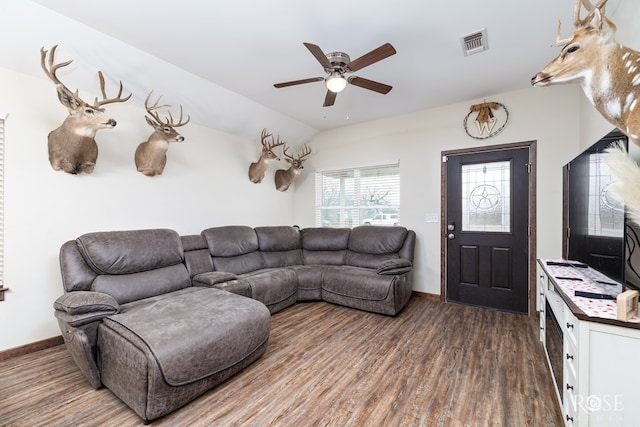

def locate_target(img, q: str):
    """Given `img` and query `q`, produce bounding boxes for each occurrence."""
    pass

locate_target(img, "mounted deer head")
[40,45,131,174]
[274,144,311,192]
[248,128,285,183]
[134,91,190,176]
[531,0,640,145]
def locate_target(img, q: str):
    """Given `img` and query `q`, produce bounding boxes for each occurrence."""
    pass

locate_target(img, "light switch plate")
[426,213,439,223]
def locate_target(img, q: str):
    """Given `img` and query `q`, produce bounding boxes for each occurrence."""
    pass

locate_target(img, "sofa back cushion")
[301,228,350,265]
[73,229,190,304]
[256,226,303,268]
[202,226,266,274]
[76,229,184,275]
[346,226,409,269]
[92,264,191,304]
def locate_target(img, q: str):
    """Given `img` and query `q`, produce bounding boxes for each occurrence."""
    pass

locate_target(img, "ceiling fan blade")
[303,42,333,71]
[348,76,393,94]
[274,77,324,88]
[323,90,337,107]
[346,43,396,72]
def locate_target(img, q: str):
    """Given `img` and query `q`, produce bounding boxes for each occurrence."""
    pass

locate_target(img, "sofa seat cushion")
[289,265,323,301]
[322,266,396,301]
[101,287,270,386]
[239,268,298,312]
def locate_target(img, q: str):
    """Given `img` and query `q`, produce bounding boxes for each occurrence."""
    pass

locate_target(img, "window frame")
[315,160,400,229]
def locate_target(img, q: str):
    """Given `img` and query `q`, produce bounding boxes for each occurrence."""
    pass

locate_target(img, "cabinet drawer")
[564,309,579,349]
[546,281,566,320]
[564,354,579,407]
[564,337,578,381]
[564,398,577,426]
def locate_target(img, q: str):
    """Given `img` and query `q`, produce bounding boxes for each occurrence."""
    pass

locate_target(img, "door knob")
[447,233,455,240]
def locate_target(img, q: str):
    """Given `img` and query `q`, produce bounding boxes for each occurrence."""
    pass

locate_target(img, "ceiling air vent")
[461,29,488,56]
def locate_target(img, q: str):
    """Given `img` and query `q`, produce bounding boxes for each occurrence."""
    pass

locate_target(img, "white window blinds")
[315,162,400,228]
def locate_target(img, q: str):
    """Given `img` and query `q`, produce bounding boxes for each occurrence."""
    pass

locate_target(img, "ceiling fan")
[274,42,396,107]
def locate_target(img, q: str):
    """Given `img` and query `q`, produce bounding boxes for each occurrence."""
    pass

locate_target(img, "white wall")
[0,67,294,351]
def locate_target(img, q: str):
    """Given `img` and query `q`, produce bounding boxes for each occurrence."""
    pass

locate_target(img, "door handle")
[447,233,455,240]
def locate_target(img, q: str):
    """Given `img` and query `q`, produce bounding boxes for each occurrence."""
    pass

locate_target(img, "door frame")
[440,140,537,316]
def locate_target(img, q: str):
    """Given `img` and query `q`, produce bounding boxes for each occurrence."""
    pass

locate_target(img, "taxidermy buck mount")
[135,91,190,177]
[275,144,311,192]
[40,45,131,174]
[531,0,640,146]
[248,128,285,183]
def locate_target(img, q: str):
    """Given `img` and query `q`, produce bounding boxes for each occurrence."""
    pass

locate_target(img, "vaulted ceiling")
[0,0,622,143]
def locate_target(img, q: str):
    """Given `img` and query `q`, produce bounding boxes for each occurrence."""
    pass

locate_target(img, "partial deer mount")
[274,144,311,192]
[134,91,190,177]
[248,128,285,183]
[531,0,640,146]
[40,45,131,174]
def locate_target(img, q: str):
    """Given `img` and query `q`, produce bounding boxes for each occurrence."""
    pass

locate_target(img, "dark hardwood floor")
[0,297,563,426]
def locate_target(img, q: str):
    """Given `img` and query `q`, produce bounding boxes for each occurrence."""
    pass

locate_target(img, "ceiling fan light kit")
[274,42,396,107]
[326,73,347,93]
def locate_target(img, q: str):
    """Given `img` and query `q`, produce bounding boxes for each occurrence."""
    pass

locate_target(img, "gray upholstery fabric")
[348,225,408,254]
[92,264,191,304]
[290,265,323,301]
[98,287,270,421]
[76,229,184,275]
[192,271,238,286]
[322,266,411,316]
[202,226,259,256]
[239,268,298,313]
[213,251,266,275]
[58,319,102,389]
[99,321,268,422]
[102,287,270,386]
[210,280,252,297]
[255,226,301,251]
[181,234,213,278]
[60,240,98,292]
[301,227,349,265]
[54,291,119,315]
[399,230,416,262]
[377,258,413,275]
[345,251,399,269]
[302,227,351,250]
[261,250,303,268]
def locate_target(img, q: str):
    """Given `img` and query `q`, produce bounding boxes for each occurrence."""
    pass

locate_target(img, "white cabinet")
[538,260,640,426]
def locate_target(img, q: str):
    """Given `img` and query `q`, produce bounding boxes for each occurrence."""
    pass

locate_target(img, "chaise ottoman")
[97,286,271,423]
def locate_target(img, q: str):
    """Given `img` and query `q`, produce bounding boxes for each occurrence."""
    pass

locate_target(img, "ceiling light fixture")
[326,73,347,93]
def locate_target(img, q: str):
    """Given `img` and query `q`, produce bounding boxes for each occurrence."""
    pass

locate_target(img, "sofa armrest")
[376,258,412,275]
[192,271,238,287]
[53,291,119,327]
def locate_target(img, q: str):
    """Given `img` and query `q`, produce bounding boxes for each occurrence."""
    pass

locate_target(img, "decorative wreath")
[463,102,509,140]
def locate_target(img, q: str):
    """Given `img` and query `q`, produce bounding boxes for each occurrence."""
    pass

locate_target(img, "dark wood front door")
[444,145,531,314]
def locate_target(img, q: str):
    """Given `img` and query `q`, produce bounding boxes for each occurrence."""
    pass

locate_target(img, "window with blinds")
[315,162,400,228]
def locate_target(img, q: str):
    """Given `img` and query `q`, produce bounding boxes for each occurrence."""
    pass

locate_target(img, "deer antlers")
[144,91,190,128]
[40,45,131,109]
[555,0,611,46]
[260,128,285,151]
[282,144,312,163]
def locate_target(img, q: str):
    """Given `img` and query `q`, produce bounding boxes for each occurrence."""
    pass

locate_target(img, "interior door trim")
[440,140,537,316]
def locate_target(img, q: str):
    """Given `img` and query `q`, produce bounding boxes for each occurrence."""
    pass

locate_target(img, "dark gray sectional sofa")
[53,225,416,422]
